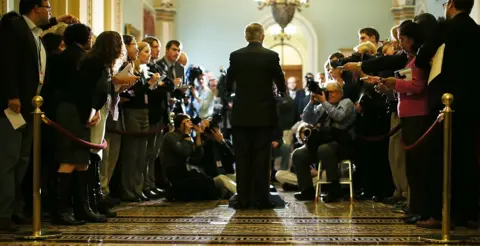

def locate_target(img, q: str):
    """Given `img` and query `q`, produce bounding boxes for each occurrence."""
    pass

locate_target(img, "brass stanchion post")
[421,93,469,244]
[14,96,62,240]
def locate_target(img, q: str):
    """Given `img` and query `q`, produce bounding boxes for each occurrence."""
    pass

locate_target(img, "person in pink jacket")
[363,20,438,228]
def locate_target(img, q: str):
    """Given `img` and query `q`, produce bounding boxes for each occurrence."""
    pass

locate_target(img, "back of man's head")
[452,0,474,14]
[19,0,44,15]
[64,23,91,46]
[245,23,265,43]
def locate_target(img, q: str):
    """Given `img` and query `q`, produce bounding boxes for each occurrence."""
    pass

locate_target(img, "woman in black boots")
[51,29,124,225]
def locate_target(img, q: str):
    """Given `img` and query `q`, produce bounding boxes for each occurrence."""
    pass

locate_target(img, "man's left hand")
[343,62,361,73]
[381,77,397,90]
[193,125,203,134]
[272,141,279,149]
[313,91,327,103]
[211,128,224,143]
[56,14,79,24]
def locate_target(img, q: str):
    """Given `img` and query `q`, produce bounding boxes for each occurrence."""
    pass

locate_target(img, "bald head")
[287,77,297,90]
[245,23,265,43]
[178,52,188,67]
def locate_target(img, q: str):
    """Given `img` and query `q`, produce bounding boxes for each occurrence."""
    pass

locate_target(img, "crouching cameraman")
[162,114,234,201]
[190,114,237,197]
[292,82,356,202]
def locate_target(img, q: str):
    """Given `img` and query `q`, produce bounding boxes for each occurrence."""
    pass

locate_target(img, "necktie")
[36,36,43,95]
[169,65,175,79]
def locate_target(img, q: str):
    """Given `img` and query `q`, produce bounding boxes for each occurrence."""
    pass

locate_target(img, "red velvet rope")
[41,115,108,150]
[400,115,441,151]
[357,124,402,142]
[357,113,442,151]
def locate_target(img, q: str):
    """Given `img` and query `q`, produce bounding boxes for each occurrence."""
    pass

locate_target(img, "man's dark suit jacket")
[70,55,111,124]
[156,57,185,83]
[292,89,306,122]
[226,42,286,127]
[154,57,186,115]
[0,12,58,122]
[416,12,480,119]
[193,139,235,178]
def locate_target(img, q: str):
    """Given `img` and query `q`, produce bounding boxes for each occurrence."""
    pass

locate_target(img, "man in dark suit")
[415,0,480,228]
[287,76,306,123]
[226,23,286,209]
[156,40,186,114]
[0,0,77,231]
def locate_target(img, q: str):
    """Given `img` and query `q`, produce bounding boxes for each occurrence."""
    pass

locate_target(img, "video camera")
[191,113,223,132]
[305,76,329,99]
[186,65,203,86]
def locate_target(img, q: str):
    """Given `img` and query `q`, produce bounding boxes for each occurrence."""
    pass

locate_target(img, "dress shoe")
[322,193,342,203]
[294,187,315,201]
[12,213,31,225]
[404,215,425,224]
[231,200,249,210]
[144,190,162,199]
[270,184,277,192]
[355,192,374,200]
[383,196,406,205]
[98,205,117,218]
[139,193,150,201]
[102,195,121,207]
[455,219,478,229]
[52,212,85,226]
[372,196,384,203]
[151,188,166,197]
[417,218,442,229]
[394,200,408,208]
[0,219,18,232]
[282,183,298,191]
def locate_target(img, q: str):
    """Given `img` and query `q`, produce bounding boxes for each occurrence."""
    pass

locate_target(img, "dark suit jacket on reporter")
[0,12,58,122]
[226,42,287,127]
[416,13,480,118]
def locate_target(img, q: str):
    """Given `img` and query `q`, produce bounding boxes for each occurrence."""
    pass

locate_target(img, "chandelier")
[255,0,310,30]
[269,24,297,41]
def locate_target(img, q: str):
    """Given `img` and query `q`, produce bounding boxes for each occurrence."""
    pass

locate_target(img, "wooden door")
[282,65,303,89]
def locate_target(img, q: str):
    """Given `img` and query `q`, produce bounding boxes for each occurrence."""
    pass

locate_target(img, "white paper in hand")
[88,108,97,122]
[428,43,445,85]
[4,108,26,130]
[114,63,133,92]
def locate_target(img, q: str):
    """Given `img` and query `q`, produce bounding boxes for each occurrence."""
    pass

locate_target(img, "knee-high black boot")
[74,171,107,223]
[51,173,85,225]
[90,155,117,218]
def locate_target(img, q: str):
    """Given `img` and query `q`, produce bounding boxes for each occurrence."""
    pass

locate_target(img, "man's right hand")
[148,73,161,85]
[174,78,182,87]
[355,102,362,113]
[113,74,139,85]
[8,99,21,113]
[85,111,101,128]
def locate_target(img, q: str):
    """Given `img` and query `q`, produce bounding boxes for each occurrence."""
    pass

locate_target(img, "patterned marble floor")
[0,192,479,245]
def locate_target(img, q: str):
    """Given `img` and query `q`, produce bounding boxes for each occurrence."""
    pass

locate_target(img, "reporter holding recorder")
[53,31,125,225]
[363,20,435,227]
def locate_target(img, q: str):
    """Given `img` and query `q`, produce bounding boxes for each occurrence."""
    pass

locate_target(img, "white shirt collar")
[22,15,42,37]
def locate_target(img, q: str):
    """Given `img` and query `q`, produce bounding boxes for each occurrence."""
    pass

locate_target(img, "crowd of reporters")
[0,0,478,233]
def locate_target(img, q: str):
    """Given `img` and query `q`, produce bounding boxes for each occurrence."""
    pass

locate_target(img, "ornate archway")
[258,12,319,76]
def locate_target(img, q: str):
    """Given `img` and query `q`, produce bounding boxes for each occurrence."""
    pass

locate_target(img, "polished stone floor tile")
[0,192,478,245]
